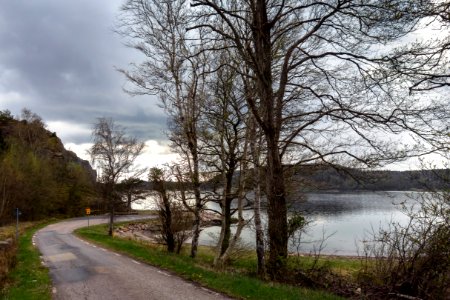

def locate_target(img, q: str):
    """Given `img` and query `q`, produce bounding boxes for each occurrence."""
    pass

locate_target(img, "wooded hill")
[0,110,96,225]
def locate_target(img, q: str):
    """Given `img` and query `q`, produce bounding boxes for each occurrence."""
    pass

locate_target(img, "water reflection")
[295,192,419,255]
[133,191,422,256]
[201,192,419,256]
[290,191,415,216]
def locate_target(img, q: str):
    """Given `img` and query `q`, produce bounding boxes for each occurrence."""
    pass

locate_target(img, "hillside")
[0,110,96,224]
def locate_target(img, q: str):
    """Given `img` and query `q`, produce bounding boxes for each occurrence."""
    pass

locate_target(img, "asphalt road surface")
[34,216,232,300]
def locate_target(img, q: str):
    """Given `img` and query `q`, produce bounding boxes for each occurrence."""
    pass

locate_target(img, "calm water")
[200,191,421,256]
[134,191,421,256]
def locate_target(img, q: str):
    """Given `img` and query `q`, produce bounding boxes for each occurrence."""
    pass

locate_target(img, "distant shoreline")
[299,189,429,193]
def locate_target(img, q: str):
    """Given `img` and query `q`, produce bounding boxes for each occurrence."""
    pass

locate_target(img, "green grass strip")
[1,222,52,300]
[76,224,344,300]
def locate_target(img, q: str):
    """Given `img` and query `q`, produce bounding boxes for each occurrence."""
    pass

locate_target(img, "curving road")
[34,216,232,300]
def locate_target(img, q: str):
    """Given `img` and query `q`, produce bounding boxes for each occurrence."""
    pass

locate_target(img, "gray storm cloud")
[0,0,166,144]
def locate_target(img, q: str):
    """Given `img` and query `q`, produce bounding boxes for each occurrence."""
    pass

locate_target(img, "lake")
[133,191,421,256]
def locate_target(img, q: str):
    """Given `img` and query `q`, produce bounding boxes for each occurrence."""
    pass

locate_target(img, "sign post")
[15,208,21,240]
[85,207,91,227]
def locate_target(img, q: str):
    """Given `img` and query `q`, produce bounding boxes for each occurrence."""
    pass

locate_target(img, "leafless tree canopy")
[90,118,144,183]
[117,0,450,277]
[190,0,449,164]
[89,117,144,235]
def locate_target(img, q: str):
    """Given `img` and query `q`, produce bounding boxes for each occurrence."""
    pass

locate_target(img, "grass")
[287,255,363,278]
[76,222,346,300]
[1,221,53,300]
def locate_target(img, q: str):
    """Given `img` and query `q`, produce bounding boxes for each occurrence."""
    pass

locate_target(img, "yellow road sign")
[86,208,91,215]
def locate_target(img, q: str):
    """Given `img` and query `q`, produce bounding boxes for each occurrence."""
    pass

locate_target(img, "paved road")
[34,216,232,300]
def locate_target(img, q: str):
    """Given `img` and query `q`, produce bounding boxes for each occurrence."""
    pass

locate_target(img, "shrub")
[358,188,450,299]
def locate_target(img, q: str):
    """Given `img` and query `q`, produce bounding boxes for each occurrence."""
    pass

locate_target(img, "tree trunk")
[162,192,175,253]
[189,182,202,258]
[190,166,202,258]
[189,134,203,258]
[221,197,232,255]
[153,172,176,253]
[214,170,246,268]
[213,191,232,267]
[214,123,249,268]
[254,172,266,278]
[252,0,287,278]
[127,192,132,213]
[215,203,245,268]
[217,167,234,257]
[177,166,202,259]
[190,206,201,258]
[244,69,266,277]
[108,199,115,236]
[265,138,287,279]
[250,127,266,277]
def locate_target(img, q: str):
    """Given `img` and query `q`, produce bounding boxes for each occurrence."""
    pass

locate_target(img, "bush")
[169,202,194,254]
[154,194,193,254]
[358,187,450,299]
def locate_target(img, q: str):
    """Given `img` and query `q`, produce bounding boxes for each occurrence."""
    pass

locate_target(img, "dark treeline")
[152,165,450,193]
[287,165,450,192]
[0,110,96,225]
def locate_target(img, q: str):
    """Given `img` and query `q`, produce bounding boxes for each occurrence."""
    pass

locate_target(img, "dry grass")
[0,224,18,291]
[0,221,39,290]
[0,222,36,240]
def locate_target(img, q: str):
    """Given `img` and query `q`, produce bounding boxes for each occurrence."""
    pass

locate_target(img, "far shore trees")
[117,176,148,213]
[89,117,144,236]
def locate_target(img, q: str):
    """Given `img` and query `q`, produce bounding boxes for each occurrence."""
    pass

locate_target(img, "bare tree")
[117,0,449,277]
[89,118,144,236]
[189,0,450,278]
[149,167,176,252]
[117,0,210,258]
[150,166,195,254]
[196,51,251,267]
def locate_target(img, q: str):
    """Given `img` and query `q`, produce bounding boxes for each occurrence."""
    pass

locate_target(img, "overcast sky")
[0,0,177,166]
[0,1,447,171]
